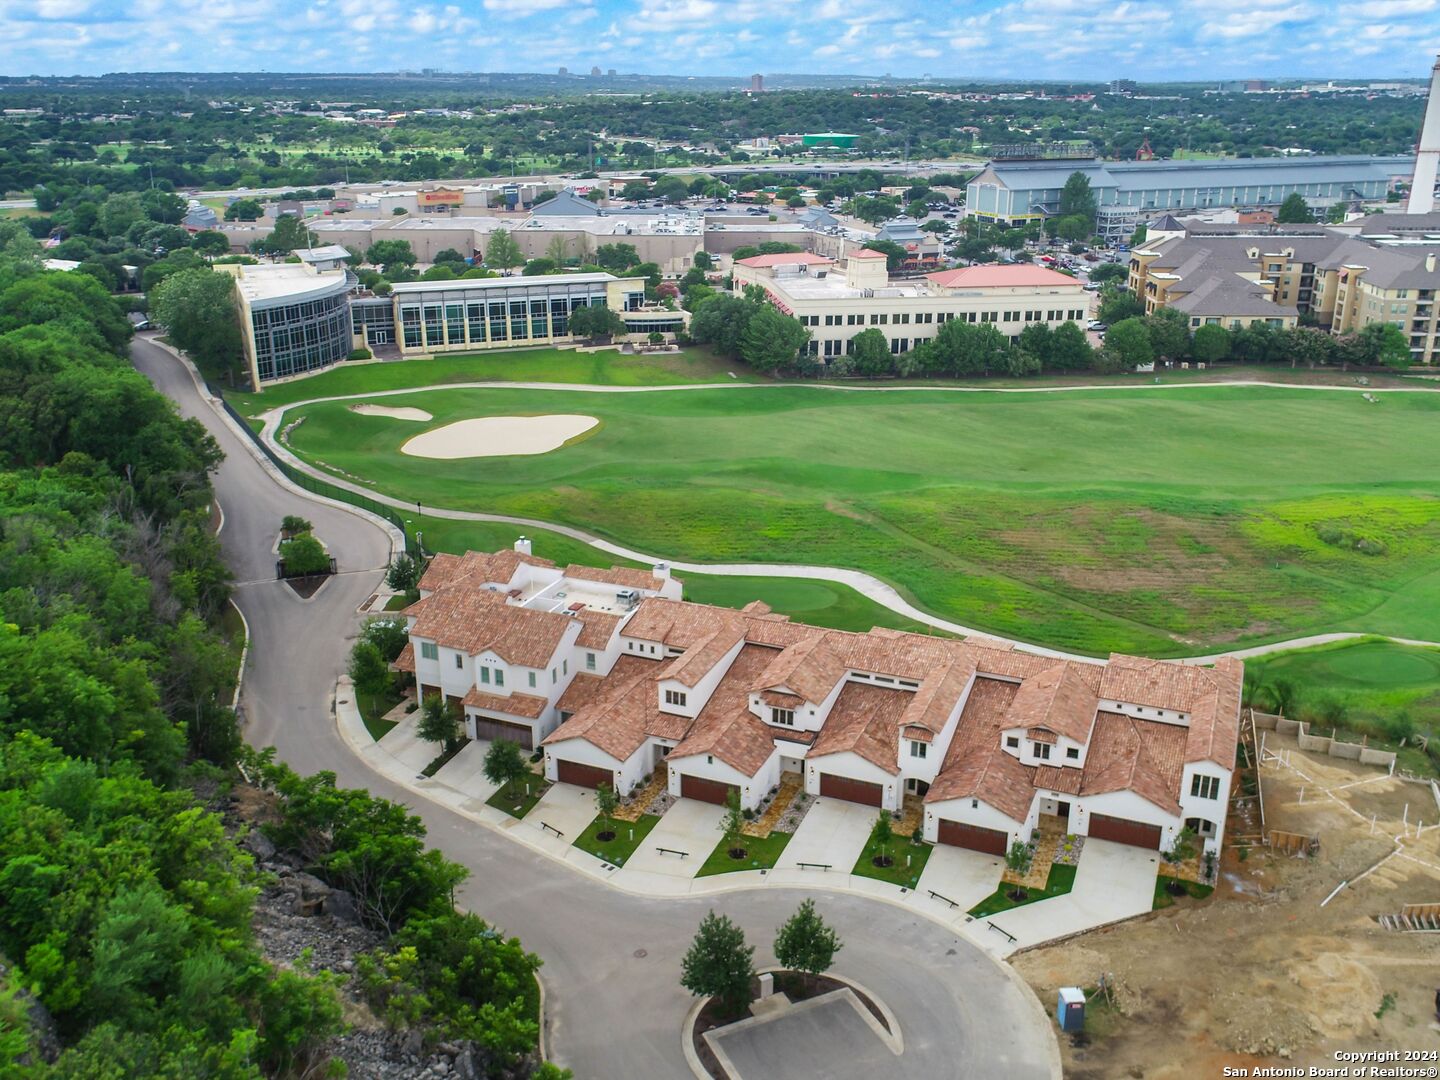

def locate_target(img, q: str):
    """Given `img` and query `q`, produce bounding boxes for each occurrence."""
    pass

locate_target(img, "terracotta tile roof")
[408,587,574,668]
[419,548,554,592]
[926,264,1081,289]
[462,688,548,719]
[623,597,733,648]
[573,609,622,650]
[563,563,679,591]
[848,248,887,260]
[760,689,804,707]
[897,656,976,737]
[662,620,747,688]
[754,634,848,703]
[902,724,934,743]
[1080,712,1187,814]
[391,642,415,673]
[1101,654,1243,769]
[542,656,667,761]
[556,654,658,715]
[838,630,963,682]
[1027,728,1057,745]
[669,645,782,776]
[1004,663,1098,744]
[1034,765,1082,795]
[926,678,1037,822]
[808,681,912,774]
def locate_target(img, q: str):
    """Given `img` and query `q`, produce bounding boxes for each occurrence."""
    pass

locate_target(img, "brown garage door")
[681,774,737,806]
[473,716,534,750]
[818,773,884,807]
[556,759,613,789]
[1088,813,1162,849]
[936,819,1009,855]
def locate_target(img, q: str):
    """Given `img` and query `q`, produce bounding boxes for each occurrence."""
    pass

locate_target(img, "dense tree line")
[0,234,564,1078]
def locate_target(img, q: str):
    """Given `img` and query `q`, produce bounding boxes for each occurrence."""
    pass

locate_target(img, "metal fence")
[216,392,422,557]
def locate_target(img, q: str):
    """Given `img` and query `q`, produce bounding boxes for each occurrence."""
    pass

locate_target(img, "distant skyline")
[4,0,1440,82]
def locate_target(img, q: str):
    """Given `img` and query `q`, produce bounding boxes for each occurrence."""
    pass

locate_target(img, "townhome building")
[731,250,1088,361]
[397,543,1242,858]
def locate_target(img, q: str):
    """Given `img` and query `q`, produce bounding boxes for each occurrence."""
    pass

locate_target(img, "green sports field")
[281,381,1440,657]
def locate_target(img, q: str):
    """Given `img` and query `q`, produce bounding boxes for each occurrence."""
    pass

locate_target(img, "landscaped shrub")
[348,347,373,361]
[279,533,329,576]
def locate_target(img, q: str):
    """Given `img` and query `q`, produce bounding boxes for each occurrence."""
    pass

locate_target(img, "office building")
[221,261,354,386]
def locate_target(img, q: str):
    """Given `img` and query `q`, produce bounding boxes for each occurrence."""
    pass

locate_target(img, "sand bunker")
[401,414,599,459]
[351,403,433,422]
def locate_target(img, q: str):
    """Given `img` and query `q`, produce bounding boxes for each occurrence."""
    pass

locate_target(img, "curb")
[228,597,251,711]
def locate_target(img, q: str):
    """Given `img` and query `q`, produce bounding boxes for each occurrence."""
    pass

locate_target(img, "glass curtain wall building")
[224,263,355,387]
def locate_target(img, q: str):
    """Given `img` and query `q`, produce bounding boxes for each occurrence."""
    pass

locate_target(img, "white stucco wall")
[923,794,1039,847]
[543,737,648,795]
[806,751,901,811]
[1072,790,1182,849]
[668,749,779,811]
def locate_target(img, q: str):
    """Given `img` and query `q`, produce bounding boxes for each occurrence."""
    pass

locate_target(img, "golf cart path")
[253,391,1440,665]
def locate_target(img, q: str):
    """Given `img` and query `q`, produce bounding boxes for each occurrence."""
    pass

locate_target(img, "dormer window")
[665,690,687,707]
[421,642,438,661]
[909,741,928,759]
[1033,743,1051,761]
[1005,736,1019,749]
[771,708,795,727]
[1066,747,1079,760]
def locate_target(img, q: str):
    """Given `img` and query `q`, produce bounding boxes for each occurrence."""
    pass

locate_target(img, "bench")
[928,890,959,909]
[655,846,690,858]
[539,821,564,839]
[796,861,832,871]
[987,921,1017,944]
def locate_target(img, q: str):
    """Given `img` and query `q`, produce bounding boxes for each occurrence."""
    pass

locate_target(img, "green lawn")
[572,813,662,866]
[421,740,466,778]
[851,836,933,889]
[383,594,412,611]
[282,382,1440,656]
[969,863,1078,918]
[227,345,751,414]
[356,687,405,741]
[485,775,549,819]
[1153,874,1215,910]
[1245,637,1440,748]
[696,830,794,876]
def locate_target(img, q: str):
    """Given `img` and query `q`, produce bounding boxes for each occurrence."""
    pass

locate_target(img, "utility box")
[1057,987,1085,1033]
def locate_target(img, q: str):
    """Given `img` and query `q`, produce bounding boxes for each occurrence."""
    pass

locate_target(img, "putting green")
[1268,641,1440,689]
[283,382,1440,656]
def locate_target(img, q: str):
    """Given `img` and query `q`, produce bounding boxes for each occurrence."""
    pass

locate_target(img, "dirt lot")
[1014,732,1440,1079]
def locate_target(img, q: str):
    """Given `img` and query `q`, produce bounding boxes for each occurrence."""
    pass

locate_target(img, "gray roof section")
[983,155,1414,193]
[1167,274,1297,318]
[530,189,604,217]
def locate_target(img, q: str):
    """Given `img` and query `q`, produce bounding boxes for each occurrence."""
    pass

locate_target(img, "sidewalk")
[333,676,1146,958]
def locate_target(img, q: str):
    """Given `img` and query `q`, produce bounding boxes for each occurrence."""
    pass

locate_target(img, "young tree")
[279,534,329,576]
[386,551,424,596]
[544,235,572,266]
[482,737,529,791]
[418,693,460,749]
[359,617,410,663]
[740,304,810,373]
[1276,193,1314,224]
[850,327,893,377]
[281,514,313,535]
[252,213,315,257]
[722,787,745,853]
[595,242,641,272]
[1005,839,1033,877]
[1164,825,1200,865]
[692,250,715,271]
[773,899,842,992]
[595,783,619,839]
[869,811,894,866]
[483,229,523,271]
[349,639,392,701]
[680,912,755,1018]
[1103,317,1154,369]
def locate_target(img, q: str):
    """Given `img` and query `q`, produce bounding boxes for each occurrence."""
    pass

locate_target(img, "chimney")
[1428,253,1437,273]
[514,536,532,556]
[653,562,670,580]
[1408,54,1440,215]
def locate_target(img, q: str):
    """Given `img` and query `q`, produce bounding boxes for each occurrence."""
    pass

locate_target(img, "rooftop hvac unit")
[616,588,640,609]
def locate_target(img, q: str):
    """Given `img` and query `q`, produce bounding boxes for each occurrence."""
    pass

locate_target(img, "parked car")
[943,212,957,219]
[1087,320,1107,331]
[1083,283,1101,292]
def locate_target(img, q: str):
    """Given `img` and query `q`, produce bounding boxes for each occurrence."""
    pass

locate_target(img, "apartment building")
[397,543,1242,858]
[1129,214,1440,361]
[732,251,1088,360]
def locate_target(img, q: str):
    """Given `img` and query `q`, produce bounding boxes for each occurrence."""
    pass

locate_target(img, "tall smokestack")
[1408,54,1440,214]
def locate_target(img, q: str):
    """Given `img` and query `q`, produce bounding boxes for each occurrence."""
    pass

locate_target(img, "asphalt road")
[130,335,1059,1080]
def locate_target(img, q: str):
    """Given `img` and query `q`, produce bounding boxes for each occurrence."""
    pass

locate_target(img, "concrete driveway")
[773,799,877,876]
[621,800,726,879]
[982,839,1160,955]
[526,783,601,851]
[430,740,499,800]
[376,716,440,774]
[917,846,1004,912]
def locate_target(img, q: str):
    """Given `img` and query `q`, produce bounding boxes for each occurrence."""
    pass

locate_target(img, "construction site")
[1014,711,1440,1080]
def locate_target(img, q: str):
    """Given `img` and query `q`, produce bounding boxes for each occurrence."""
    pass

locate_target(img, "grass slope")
[228,345,749,414]
[284,383,1440,656]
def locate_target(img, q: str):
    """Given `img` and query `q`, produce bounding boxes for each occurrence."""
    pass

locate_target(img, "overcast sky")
[4,0,1440,81]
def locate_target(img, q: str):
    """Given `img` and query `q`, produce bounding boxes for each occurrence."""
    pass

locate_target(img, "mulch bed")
[283,573,331,598]
[690,971,890,1079]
